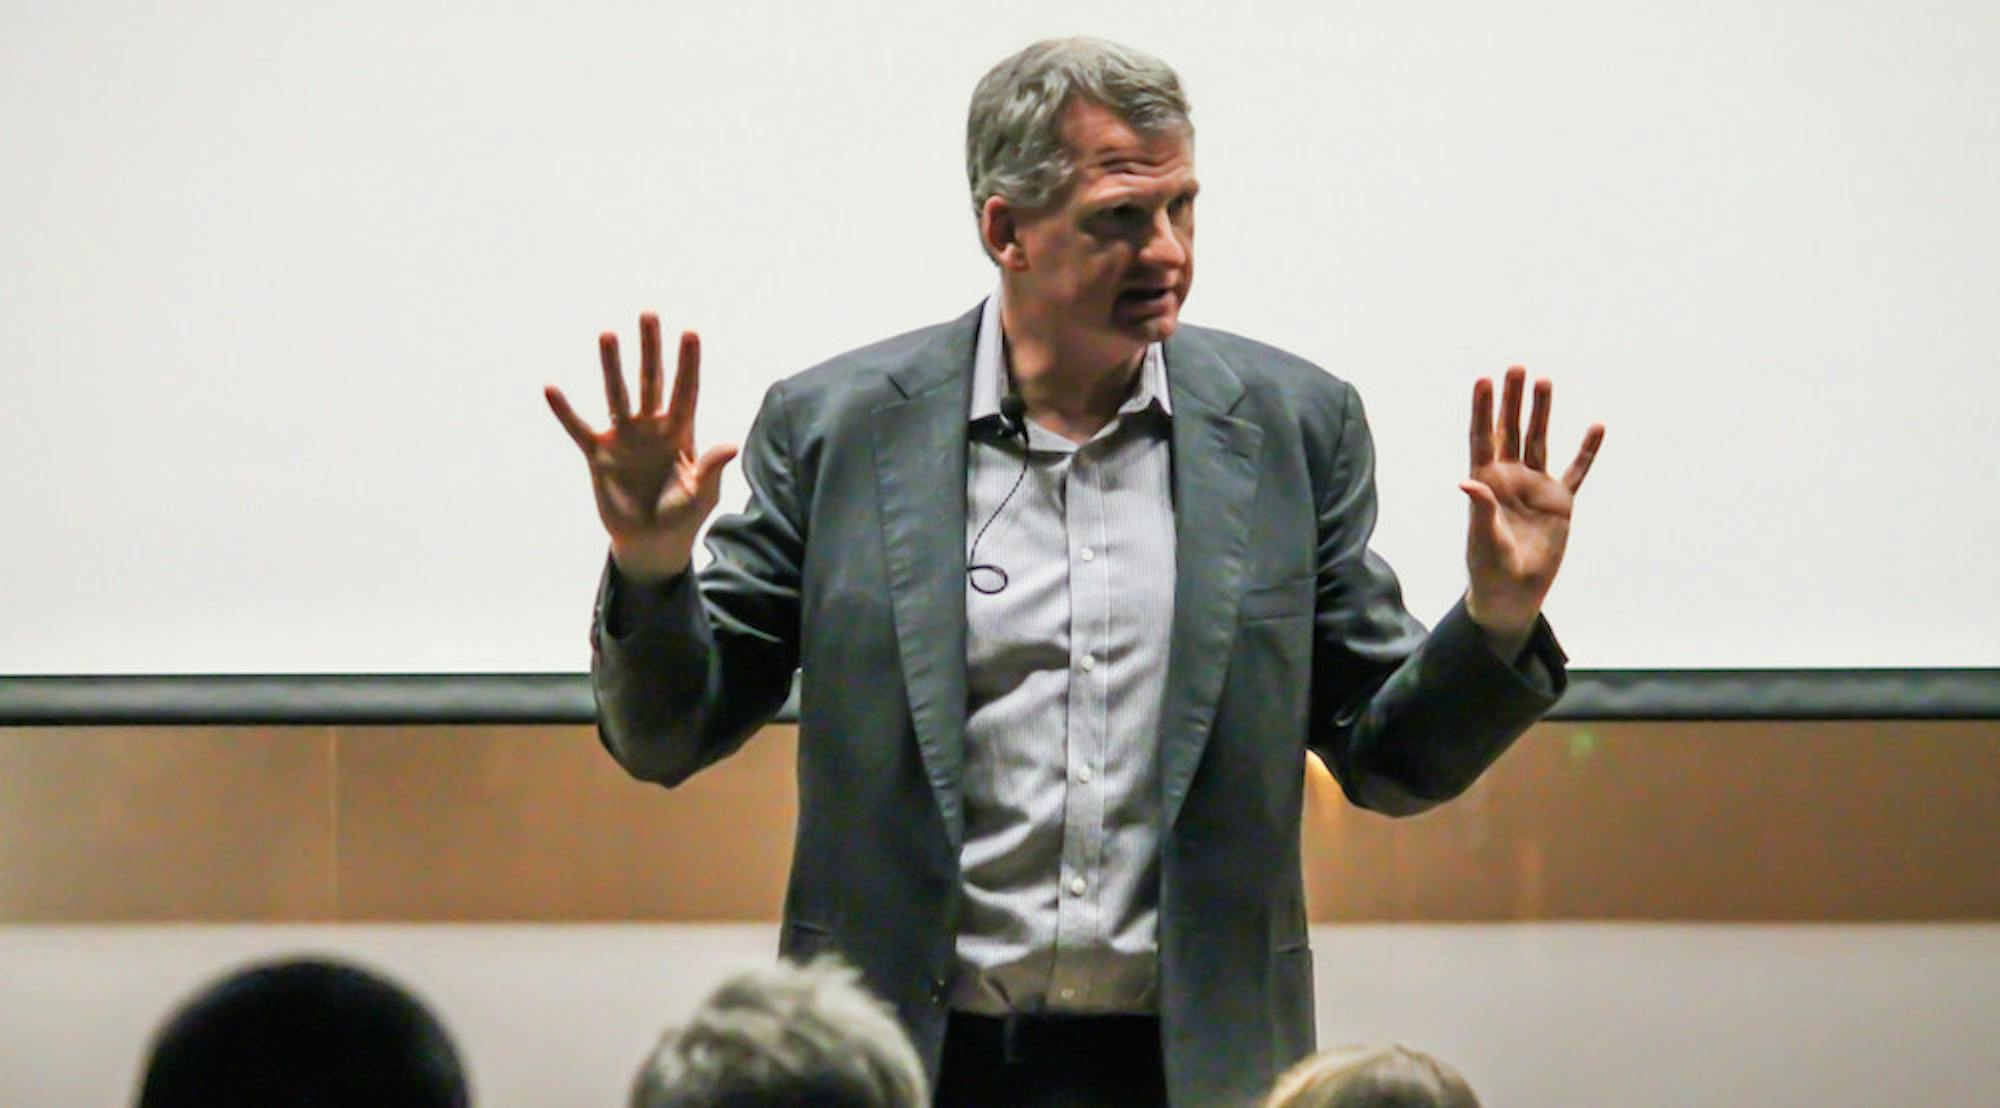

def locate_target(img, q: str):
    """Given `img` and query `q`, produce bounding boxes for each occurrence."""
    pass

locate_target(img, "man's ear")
[980,195,1029,270]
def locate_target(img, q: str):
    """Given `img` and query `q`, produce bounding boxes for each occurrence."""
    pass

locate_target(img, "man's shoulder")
[775,308,980,402]
[1174,322,1358,419]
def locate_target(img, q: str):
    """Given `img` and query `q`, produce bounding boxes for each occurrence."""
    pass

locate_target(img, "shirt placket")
[1049,437,1112,1008]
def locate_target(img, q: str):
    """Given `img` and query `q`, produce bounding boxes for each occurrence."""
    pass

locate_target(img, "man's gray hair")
[630,956,928,1108]
[965,37,1192,220]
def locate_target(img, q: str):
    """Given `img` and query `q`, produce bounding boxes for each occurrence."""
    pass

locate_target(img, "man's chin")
[1113,300,1181,344]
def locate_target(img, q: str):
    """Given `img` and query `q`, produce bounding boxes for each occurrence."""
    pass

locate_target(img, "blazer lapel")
[1159,329,1263,830]
[870,310,979,845]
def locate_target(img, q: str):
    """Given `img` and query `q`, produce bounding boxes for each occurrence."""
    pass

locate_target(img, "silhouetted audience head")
[135,956,469,1108]
[631,956,927,1108]
[1265,1043,1481,1108]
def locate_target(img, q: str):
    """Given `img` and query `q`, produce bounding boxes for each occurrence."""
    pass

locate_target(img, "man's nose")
[1139,210,1188,269]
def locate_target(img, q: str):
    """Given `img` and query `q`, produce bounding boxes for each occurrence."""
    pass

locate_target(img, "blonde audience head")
[631,955,927,1108]
[1265,1044,1480,1108]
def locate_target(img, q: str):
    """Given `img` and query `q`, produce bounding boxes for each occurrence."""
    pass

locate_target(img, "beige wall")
[8,922,1998,1108]
[4,720,1995,923]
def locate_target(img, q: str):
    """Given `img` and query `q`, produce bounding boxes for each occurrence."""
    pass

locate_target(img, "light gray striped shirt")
[953,291,1177,1015]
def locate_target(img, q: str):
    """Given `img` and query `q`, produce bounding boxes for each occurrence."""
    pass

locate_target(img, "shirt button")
[1079,546,1095,562]
[1079,654,1096,673]
[1076,765,1094,784]
[1068,875,1088,897]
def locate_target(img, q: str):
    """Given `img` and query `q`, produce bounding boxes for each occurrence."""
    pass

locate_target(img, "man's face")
[1002,99,1197,363]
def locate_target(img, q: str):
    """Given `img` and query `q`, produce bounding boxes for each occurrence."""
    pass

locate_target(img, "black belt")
[946,1011,1161,1065]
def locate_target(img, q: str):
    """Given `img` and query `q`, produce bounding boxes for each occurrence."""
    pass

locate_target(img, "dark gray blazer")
[592,304,1564,1107]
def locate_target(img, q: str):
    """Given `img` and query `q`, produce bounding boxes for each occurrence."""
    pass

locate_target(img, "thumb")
[692,444,740,503]
[1460,479,1500,537]
[655,444,740,519]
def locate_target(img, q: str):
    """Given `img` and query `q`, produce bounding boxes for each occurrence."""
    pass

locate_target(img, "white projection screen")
[3,0,1996,676]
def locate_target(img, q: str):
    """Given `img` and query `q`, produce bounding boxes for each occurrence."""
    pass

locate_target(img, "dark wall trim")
[2,670,1996,726]
[1555,669,1999,720]
[0,674,597,727]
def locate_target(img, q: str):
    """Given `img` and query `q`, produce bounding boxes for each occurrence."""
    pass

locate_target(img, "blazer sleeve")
[590,381,806,786]
[1306,379,1567,816]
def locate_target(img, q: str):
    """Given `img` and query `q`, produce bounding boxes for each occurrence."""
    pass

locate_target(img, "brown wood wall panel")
[0,727,336,921]
[2,720,1993,922]
[333,724,797,921]
[1300,721,2000,921]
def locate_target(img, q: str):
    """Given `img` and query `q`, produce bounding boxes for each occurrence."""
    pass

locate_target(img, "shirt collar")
[969,287,1173,425]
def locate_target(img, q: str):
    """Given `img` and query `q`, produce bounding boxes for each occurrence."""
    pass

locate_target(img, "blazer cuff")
[1438,599,1568,704]
[597,556,695,642]
[1508,612,1568,698]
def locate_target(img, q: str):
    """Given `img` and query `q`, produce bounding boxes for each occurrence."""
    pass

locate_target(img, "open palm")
[1461,366,1605,638]
[546,313,738,582]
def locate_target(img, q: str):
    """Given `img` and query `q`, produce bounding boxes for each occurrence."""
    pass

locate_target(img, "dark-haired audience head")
[135,956,469,1108]
[1264,1043,1481,1108]
[631,956,927,1108]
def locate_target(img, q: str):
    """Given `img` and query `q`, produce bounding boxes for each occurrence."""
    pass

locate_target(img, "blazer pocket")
[780,919,837,964]
[1272,942,1316,1059]
[1240,575,1314,623]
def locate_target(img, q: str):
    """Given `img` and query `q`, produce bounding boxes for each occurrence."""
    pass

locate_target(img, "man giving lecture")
[547,36,1605,1108]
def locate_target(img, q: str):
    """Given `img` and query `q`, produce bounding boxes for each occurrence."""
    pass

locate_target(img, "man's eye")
[1090,205,1157,237]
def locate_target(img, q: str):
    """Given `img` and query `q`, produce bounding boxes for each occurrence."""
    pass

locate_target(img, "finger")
[1562,423,1607,494]
[600,332,632,426]
[1523,377,1552,471]
[638,312,664,416]
[544,386,600,455]
[667,330,702,448]
[1498,366,1525,463]
[1469,377,1495,468]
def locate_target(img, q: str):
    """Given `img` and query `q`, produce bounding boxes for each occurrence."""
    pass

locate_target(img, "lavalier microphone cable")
[966,393,1030,595]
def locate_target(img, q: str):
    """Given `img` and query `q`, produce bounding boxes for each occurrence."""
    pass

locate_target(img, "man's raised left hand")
[1461,366,1605,656]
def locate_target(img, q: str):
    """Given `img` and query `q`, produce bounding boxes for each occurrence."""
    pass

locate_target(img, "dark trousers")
[933,1012,1168,1108]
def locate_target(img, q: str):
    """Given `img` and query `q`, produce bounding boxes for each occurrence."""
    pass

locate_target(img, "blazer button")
[929,978,948,1004]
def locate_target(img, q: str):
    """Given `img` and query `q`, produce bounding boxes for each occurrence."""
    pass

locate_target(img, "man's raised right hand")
[546,312,738,584]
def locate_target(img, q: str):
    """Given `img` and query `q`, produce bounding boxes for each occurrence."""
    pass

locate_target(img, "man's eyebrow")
[1085,179,1200,211]
[1083,197,1148,217]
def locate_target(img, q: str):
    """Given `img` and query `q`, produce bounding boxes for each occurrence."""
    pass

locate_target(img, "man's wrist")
[610,539,694,585]
[1464,592,1536,663]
